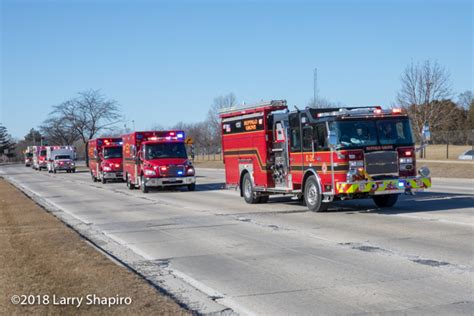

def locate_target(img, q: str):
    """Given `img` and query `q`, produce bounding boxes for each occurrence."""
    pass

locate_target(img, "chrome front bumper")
[144,176,196,187]
[103,171,123,179]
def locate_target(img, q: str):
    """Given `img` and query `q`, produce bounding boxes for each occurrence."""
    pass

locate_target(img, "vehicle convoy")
[32,146,48,171]
[88,138,123,183]
[122,130,196,193]
[220,100,432,211]
[47,146,76,173]
[24,146,34,167]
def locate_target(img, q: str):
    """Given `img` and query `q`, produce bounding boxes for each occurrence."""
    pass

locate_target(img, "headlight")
[399,158,413,164]
[418,166,430,177]
[144,169,156,176]
[187,167,195,175]
[103,166,112,172]
[349,160,364,168]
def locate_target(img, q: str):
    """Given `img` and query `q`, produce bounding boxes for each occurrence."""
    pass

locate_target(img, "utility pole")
[313,68,318,107]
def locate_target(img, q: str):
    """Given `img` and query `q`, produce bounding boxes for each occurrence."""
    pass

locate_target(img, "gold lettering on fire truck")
[244,119,258,131]
[125,143,130,155]
[305,154,315,162]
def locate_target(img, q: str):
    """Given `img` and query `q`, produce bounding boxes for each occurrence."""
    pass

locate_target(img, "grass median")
[0,179,188,315]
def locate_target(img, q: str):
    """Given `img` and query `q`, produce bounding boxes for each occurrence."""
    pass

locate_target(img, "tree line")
[2,59,473,161]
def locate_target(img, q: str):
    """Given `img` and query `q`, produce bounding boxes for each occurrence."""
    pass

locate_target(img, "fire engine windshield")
[26,153,33,158]
[103,146,122,159]
[55,155,71,160]
[40,150,47,156]
[144,143,187,160]
[329,119,413,149]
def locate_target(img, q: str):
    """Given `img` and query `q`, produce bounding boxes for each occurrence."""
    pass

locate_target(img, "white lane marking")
[4,175,92,225]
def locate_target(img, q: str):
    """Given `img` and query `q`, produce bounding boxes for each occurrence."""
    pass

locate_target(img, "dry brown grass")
[0,179,188,315]
[418,161,474,179]
[417,144,472,160]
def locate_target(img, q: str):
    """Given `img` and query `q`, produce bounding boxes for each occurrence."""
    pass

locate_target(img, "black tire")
[53,169,56,174]
[242,173,259,204]
[126,174,134,190]
[91,172,97,182]
[72,169,76,173]
[373,194,399,208]
[304,176,326,212]
[141,175,148,193]
[259,195,269,203]
[101,174,106,184]
[188,183,196,191]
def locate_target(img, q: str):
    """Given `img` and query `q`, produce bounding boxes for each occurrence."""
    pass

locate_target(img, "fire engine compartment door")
[272,120,290,188]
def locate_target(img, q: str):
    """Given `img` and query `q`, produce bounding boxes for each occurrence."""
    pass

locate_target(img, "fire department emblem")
[322,163,327,174]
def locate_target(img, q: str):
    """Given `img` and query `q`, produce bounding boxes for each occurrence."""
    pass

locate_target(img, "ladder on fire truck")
[219,100,287,115]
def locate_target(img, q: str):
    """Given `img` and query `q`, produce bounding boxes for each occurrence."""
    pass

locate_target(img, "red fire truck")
[32,145,48,171]
[122,131,196,193]
[88,138,123,183]
[220,100,431,211]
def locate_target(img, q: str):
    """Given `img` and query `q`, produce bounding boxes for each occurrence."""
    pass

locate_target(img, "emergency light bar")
[316,107,405,118]
[219,100,287,115]
[146,131,185,141]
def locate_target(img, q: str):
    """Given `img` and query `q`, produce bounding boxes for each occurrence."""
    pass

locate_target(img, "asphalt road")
[1,164,473,315]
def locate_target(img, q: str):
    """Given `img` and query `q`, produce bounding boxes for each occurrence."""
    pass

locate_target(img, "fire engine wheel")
[304,176,327,212]
[101,174,107,184]
[140,175,149,193]
[242,173,260,204]
[187,183,196,191]
[373,194,399,208]
[126,174,134,190]
[72,169,76,173]
[53,169,56,174]
[259,195,269,203]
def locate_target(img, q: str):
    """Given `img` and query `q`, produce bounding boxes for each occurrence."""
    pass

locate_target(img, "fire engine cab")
[88,138,123,183]
[220,100,431,211]
[122,131,196,193]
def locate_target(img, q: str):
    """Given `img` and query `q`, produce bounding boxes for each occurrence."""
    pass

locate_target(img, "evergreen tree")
[0,124,16,157]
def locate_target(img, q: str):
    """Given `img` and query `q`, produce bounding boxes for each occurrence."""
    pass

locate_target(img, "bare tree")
[40,116,80,145]
[49,89,121,165]
[396,60,453,135]
[458,90,473,109]
[205,93,237,154]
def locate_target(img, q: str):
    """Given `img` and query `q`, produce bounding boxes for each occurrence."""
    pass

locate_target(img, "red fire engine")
[32,145,48,171]
[122,131,196,193]
[220,100,431,211]
[88,138,123,183]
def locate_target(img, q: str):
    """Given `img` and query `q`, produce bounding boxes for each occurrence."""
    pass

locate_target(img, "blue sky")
[1,0,472,138]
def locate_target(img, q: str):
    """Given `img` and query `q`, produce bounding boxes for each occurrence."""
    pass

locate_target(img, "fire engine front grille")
[365,151,398,175]
[162,165,185,177]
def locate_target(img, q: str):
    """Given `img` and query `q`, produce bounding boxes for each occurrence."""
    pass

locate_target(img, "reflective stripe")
[336,177,431,194]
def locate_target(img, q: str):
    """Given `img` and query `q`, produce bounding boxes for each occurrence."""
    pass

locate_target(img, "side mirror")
[328,131,337,149]
[422,124,431,142]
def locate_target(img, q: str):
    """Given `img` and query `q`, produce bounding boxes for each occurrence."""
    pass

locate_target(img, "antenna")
[313,68,318,106]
